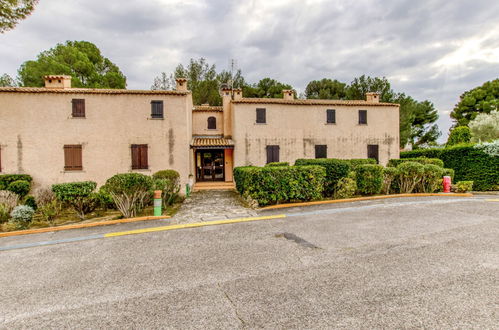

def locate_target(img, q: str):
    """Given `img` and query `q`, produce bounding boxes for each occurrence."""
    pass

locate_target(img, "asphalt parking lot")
[0,195,498,329]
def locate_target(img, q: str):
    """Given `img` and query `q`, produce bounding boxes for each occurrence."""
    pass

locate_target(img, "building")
[0,76,399,190]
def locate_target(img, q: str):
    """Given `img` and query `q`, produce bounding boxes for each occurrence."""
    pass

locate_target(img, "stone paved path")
[173,190,257,223]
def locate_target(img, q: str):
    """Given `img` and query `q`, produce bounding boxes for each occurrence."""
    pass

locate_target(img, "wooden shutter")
[266,145,279,163]
[72,99,85,117]
[207,116,216,129]
[132,144,148,169]
[367,144,379,163]
[315,145,327,158]
[151,101,164,118]
[64,145,83,170]
[326,109,336,123]
[359,110,367,124]
[256,108,266,123]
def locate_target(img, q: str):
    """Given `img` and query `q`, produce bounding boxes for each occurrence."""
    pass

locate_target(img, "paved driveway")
[0,196,497,329]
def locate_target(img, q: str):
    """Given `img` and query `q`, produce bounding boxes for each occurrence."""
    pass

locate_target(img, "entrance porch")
[191,137,234,187]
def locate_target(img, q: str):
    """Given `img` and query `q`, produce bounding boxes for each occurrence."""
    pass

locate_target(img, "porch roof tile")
[191,137,234,148]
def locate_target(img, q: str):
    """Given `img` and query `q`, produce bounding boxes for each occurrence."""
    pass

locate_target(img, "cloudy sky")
[1,0,499,140]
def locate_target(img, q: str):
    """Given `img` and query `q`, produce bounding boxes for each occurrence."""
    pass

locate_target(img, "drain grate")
[275,232,320,249]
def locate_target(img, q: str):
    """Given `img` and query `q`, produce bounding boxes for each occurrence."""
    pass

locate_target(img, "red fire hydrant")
[443,176,451,193]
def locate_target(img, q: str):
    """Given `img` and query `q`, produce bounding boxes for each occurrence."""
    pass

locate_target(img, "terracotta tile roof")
[191,137,234,148]
[0,87,189,96]
[192,105,223,112]
[231,98,399,107]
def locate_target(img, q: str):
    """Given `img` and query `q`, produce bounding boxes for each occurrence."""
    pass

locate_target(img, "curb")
[260,193,474,210]
[0,215,170,238]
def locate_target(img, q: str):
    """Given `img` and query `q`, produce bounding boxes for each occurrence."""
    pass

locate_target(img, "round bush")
[10,205,35,229]
[334,177,357,199]
[418,164,445,193]
[446,126,471,146]
[355,164,384,195]
[397,162,424,193]
[152,170,180,181]
[7,180,31,198]
[105,173,153,218]
[382,167,398,194]
[23,195,37,210]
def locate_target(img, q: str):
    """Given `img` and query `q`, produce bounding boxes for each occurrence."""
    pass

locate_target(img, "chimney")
[233,88,243,101]
[175,78,188,92]
[221,87,232,138]
[366,92,380,103]
[44,75,71,89]
[282,89,294,100]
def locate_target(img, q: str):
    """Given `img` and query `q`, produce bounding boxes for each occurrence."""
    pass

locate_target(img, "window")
[151,101,164,119]
[266,145,279,163]
[71,99,85,118]
[315,145,327,158]
[256,108,266,123]
[64,145,83,171]
[131,144,148,169]
[326,109,336,124]
[207,116,216,129]
[367,144,379,163]
[359,110,367,124]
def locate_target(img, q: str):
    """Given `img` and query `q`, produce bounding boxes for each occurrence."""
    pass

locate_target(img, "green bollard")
[186,183,191,197]
[153,190,162,216]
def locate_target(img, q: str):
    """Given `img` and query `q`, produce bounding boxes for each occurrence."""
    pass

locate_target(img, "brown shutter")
[72,99,85,117]
[359,110,367,124]
[266,145,279,163]
[367,144,379,163]
[64,145,83,170]
[326,109,336,123]
[256,108,266,123]
[273,146,279,162]
[151,101,164,118]
[207,116,216,129]
[131,144,148,169]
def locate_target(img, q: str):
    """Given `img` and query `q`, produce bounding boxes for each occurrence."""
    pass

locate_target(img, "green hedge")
[234,165,325,206]
[387,157,444,168]
[294,159,351,196]
[347,158,377,168]
[265,162,289,167]
[401,145,498,191]
[0,174,33,190]
[356,164,384,195]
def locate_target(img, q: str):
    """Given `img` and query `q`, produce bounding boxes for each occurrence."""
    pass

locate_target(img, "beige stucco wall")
[231,103,399,167]
[0,92,193,189]
[192,111,223,136]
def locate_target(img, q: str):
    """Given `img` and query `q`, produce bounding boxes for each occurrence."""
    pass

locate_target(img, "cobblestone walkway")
[173,190,257,223]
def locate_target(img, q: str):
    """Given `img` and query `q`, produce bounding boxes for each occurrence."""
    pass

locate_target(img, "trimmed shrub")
[456,181,474,193]
[265,162,289,167]
[105,173,153,218]
[397,162,424,193]
[388,157,444,168]
[417,164,445,193]
[152,170,181,206]
[334,177,357,199]
[347,158,377,169]
[446,126,471,146]
[52,181,98,220]
[7,180,31,198]
[382,167,398,195]
[295,159,351,196]
[401,145,498,191]
[234,165,325,206]
[443,168,455,181]
[23,195,37,210]
[356,164,384,195]
[9,205,35,229]
[95,186,115,210]
[0,174,32,190]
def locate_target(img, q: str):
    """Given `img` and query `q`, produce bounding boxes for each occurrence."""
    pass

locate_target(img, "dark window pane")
[72,99,85,117]
[359,110,367,124]
[326,109,336,123]
[151,101,164,118]
[367,144,379,163]
[256,108,266,123]
[207,116,216,129]
[315,145,327,158]
[266,145,279,163]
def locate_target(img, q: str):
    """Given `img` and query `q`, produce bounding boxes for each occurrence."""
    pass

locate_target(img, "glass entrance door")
[196,150,225,181]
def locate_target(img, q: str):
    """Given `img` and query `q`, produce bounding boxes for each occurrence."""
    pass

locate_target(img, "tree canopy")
[304,78,346,99]
[446,126,472,146]
[469,111,499,143]
[451,79,499,126]
[18,41,127,89]
[152,58,293,105]
[0,73,16,87]
[0,0,38,33]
